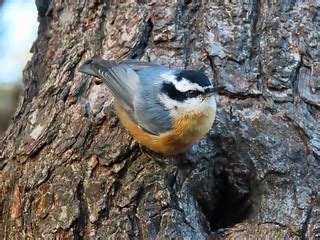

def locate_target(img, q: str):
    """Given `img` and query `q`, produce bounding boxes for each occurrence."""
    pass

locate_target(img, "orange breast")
[114,103,213,154]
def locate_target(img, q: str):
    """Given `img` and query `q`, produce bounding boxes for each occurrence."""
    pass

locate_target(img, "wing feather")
[79,57,167,135]
[89,58,138,113]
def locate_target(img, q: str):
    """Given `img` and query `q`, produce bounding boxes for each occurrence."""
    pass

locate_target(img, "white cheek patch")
[161,73,204,92]
[159,93,216,117]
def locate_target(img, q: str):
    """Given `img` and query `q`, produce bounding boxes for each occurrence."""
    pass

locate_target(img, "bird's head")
[159,70,223,116]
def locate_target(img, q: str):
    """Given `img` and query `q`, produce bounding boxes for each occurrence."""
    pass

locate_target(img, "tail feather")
[79,59,99,77]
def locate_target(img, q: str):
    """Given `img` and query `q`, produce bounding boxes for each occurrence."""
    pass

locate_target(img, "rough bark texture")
[1,0,320,239]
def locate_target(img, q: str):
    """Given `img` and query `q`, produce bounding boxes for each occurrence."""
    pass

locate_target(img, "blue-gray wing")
[133,92,173,135]
[133,65,173,135]
[80,58,140,114]
[79,57,172,135]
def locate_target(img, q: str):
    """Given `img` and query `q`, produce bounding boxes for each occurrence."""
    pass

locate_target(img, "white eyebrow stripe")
[161,73,204,92]
[203,86,213,90]
[175,78,204,92]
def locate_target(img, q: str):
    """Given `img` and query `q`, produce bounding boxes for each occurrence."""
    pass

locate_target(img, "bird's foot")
[139,146,195,168]
[139,145,170,166]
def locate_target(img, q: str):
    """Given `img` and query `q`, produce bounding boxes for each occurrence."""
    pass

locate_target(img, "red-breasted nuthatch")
[79,57,223,154]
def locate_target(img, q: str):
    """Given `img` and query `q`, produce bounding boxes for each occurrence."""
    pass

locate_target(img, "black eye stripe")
[161,82,202,102]
[162,82,186,101]
[186,90,202,98]
[204,87,213,93]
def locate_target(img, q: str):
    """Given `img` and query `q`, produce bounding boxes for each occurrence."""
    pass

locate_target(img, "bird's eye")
[186,90,201,98]
[162,82,203,102]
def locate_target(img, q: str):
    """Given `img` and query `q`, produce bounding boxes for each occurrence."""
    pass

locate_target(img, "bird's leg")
[139,146,195,167]
[172,152,194,167]
[139,145,170,166]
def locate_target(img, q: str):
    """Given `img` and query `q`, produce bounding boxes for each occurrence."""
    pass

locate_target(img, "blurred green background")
[0,0,38,137]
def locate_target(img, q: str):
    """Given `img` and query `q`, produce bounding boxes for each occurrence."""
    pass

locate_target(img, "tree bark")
[1,0,320,239]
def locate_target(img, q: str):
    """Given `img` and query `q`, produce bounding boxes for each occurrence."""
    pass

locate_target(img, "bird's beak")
[204,86,225,97]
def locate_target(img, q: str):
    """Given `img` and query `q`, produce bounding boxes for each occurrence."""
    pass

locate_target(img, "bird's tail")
[79,58,99,77]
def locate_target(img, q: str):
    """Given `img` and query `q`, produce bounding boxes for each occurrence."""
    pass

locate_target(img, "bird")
[79,57,223,155]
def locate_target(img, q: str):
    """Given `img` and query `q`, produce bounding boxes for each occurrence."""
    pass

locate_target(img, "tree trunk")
[1,0,319,239]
